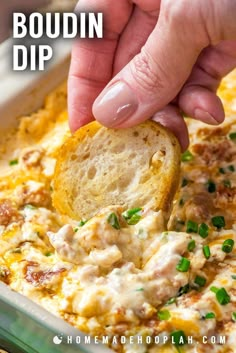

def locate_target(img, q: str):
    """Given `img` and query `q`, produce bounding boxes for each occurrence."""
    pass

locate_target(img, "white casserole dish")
[0,37,112,353]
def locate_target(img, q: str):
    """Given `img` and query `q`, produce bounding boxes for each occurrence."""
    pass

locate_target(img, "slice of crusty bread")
[53,120,181,220]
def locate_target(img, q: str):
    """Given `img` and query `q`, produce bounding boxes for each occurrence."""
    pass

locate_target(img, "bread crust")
[53,121,181,220]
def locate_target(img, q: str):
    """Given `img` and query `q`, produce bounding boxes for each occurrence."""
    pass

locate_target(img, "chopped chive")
[210,287,230,305]
[198,223,209,238]
[45,252,52,257]
[74,228,78,233]
[222,239,234,253]
[232,312,236,322]
[206,180,216,193]
[211,216,225,229]
[228,165,235,172]
[223,180,231,188]
[78,220,87,227]
[181,178,188,187]
[9,159,18,166]
[176,257,190,272]
[204,312,215,319]
[177,284,190,297]
[165,297,176,305]
[181,150,193,162]
[194,275,206,287]
[231,275,236,280]
[127,214,142,225]
[24,204,36,210]
[229,132,236,141]
[216,288,230,305]
[210,286,219,293]
[107,213,120,230]
[157,310,171,321]
[188,239,196,252]
[170,330,187,346]
[219,167,225,174]
[10,248,21,254]
[203,245,211,259]
[122,208,142,225]
[186,220,198,233]
[122,207,142,219]
[136,228,148,239]
[135,288,144,292]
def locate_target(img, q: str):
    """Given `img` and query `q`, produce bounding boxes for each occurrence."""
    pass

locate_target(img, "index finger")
[68,0,132,131]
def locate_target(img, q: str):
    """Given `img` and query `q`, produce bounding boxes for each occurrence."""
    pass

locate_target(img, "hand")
[68,0,236,150]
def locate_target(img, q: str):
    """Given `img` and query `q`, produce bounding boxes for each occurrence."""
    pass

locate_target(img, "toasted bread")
[53,120,181,220]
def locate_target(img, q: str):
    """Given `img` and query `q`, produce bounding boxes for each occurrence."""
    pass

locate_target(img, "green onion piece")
[170,330,187,346]
[9,159,18,166]
[232,312,236,322]
[222,239,234,253]
[127,214,142,225]
[78,220,87,227]
[135,288,144,292]
[198,223,209,238]
[210,287,230,305]
[210,286,218,294]
[207,180,216,193]
[211,216,225,229]
[216,288,231,305]
[177,284,190,297]
[188,239,196,252]
[205,312,216,319]
[45,252,52,257]
[203,245,211,259]
[74,228,78,233]
[223,180,231,188]
[107,213,120,230]
[157,310,171,321]
[181,150,193,162]
[10,248,21,254]
[228,165,235,172]
[194,275,206,287]
[24,204,36,210]
[165,297,176,305]
[122,207,142,219]
[181,178,188,187]
[122,208,142,225]
[229,132,236,141]
[219,167,225,174]
[186,220,198,233]
[231,275,236,280]
[176,257,190,272]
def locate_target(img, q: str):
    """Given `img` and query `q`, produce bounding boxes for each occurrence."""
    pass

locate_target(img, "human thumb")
[92,3,208,128]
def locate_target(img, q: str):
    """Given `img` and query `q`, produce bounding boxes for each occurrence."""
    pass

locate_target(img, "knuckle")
[162,0,210,47]
[162,0,189,22]
[130,49,166,95]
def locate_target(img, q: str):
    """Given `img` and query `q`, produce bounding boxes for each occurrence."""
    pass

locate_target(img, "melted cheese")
[0,73,236,353]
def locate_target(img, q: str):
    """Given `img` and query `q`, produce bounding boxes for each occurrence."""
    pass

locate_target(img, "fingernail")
[93,81,138,127]
[194,109,219,125]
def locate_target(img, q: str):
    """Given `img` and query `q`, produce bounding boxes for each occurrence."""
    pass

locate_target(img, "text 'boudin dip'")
[12,12,103,71]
